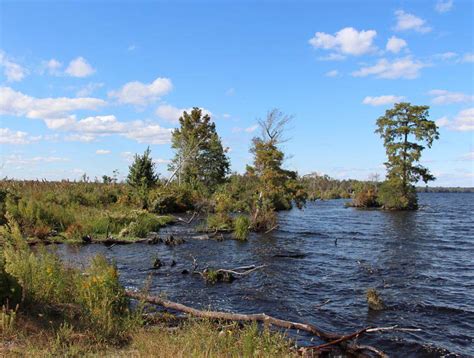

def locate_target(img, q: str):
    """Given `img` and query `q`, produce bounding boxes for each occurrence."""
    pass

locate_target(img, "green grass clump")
[233,215,250,240]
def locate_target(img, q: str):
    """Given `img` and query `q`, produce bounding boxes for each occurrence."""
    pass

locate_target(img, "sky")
[0,0,473,186]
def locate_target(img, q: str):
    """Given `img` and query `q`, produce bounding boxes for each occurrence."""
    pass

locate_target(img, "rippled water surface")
[57,193,474,357]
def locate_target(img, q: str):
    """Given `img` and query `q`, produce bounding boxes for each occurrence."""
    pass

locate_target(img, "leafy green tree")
[247,109,306,221]
[169,108,230,191]
[375,102,439,209]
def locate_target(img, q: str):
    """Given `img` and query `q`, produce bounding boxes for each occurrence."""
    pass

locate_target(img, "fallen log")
[125,290,339,341]
[125,291,418,357]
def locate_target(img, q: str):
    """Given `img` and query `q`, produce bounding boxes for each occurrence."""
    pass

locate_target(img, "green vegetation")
[169,107,230,192]
[233,215,251,241]
[0,218,294,357]
[351,102,439,210]
[0,180,173,243]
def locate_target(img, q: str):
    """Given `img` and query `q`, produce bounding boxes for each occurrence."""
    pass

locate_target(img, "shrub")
[76,255,133,341]
[351,183,380,208]
[233,215,250,240]
[377,180,417,210]
[149,184,195,214]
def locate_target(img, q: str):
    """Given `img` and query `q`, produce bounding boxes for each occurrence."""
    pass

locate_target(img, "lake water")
[56,193,474,357]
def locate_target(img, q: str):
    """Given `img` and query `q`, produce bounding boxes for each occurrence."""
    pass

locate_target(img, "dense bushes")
[0,219,139,342]
[377,180,418,210]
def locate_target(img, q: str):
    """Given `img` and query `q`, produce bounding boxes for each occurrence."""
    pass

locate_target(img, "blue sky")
[1,0,473,186]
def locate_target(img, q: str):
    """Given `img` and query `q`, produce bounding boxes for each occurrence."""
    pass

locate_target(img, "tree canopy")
[169,108,230,191]
[375,102,439,209]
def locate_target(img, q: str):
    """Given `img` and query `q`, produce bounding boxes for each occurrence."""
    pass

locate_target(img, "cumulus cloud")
[325,70,339,77]
[394,10,431,33]
[0,87,106,129]
[0,51,28,82]
[436,108,474,131]
[429,90,474,105]
[435,0,453,13]
[0,128,40,144]
[309,27,377,56]
[352,57,426,79]
[65,57,95,77]
[42,59,62,75]
[63,115,173,144]
[155,104,212,123]
[96,149,111,155]
[386,36,407,54]
[109,77,173,105]
[362,95,405,106]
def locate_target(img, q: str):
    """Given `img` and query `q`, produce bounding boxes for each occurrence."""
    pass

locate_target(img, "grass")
[0,217,296,357]
[0,180,174,243]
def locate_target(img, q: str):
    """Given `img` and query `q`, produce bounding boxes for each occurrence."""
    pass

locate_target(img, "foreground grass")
[0,218,296,358]
[3,317,296,357]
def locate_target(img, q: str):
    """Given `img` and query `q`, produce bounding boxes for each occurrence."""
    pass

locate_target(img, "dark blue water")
[57,193,474,357]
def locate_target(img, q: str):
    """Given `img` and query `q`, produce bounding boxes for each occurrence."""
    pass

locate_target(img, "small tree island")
[352,102,440,210]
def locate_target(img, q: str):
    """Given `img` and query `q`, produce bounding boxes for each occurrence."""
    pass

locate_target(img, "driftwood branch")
[125,291,418,357]
[175,212,197,225]
[125,290,339,341]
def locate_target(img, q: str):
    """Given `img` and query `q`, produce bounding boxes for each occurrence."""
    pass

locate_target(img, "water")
[56,193,474,357]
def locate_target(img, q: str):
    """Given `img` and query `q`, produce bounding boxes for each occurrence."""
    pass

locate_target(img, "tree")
[127,147,158,190]
[247,109,306,227]
[375,102,439,209]
[169,108,230,191]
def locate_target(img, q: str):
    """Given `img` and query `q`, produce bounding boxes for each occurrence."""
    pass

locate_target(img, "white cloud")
[76,82,104,97]
[42,59,62,75]
[436,108,474,131]
[362,95,405,106]
[0,51,28,82]
[155,104,212,123]
[125,122,173,144]
[75,115,125,133]
[309,27,377,56]
[2,154,69,166]
[65,134,96,142]
[0,128,40,144]
[109,77,173,105]
[434,52,458,61]
[461,53,474,63]
[435,0,453,13]
[394,10,431,33]
[386,36,407,54]
[0,87,106,129]
[245,125,258,133]
[429,90,474,105]
[96,149,111,155]
[64,115,173,144]
[65,57,95,77]
[352,57,426,79]
[435,116,450,127]
[325,70,339,77]
[317,53,347,61]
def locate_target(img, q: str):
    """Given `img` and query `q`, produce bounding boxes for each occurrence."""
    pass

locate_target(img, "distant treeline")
[416,186,474,193]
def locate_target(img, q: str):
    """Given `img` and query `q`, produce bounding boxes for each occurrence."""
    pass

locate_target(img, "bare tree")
[257,108,293,145]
